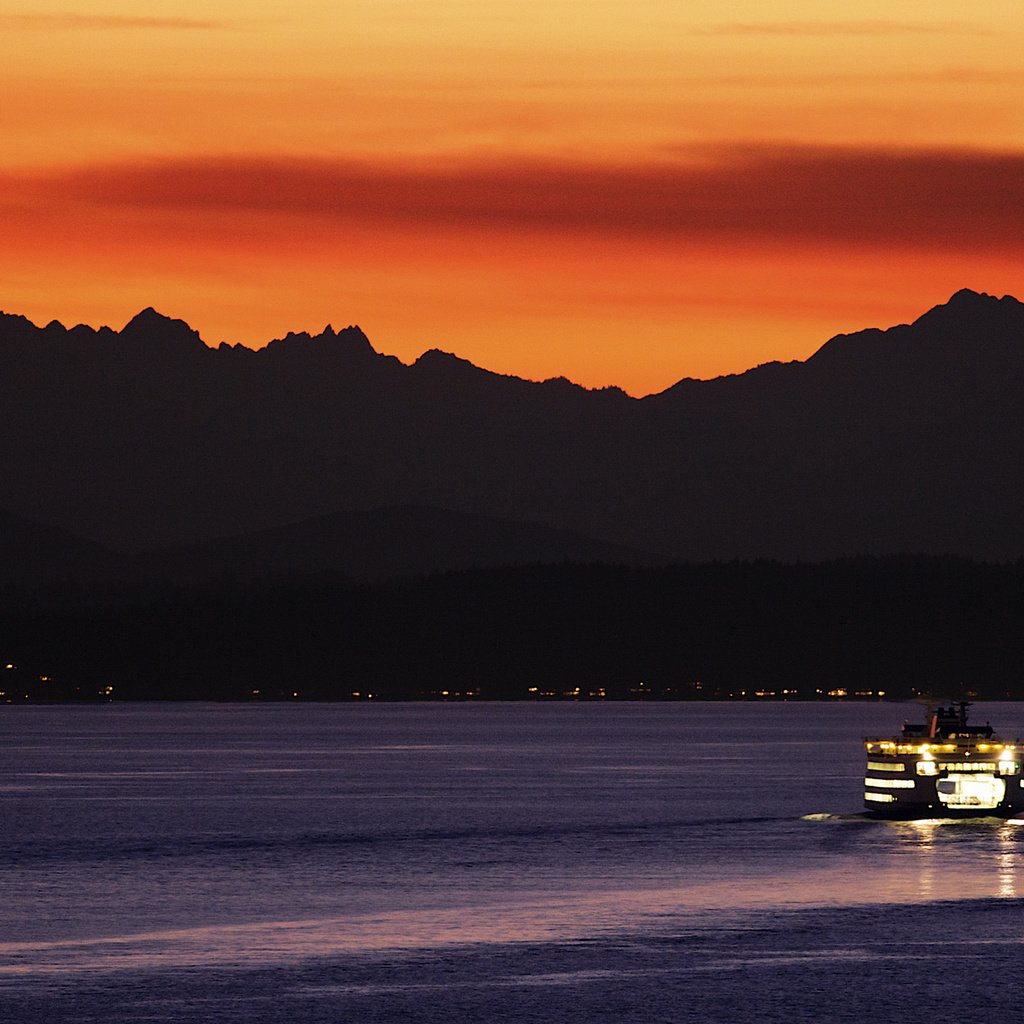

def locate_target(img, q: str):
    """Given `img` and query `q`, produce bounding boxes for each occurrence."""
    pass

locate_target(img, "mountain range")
[1,288,1022,581]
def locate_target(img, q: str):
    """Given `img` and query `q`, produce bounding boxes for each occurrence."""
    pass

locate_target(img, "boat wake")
[800,813,870,822]
[802,812,1024,827]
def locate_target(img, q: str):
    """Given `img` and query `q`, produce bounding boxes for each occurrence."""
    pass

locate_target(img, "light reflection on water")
[999,825,1018,898]
[1,848,1019,979]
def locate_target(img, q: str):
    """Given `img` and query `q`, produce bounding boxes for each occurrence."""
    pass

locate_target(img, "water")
[3,702,1024,1022]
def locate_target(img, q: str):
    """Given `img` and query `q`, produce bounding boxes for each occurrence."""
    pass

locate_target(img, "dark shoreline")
[3,557,1022,703]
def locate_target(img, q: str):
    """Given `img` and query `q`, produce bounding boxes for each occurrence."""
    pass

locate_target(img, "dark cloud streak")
[11,144,1024,253]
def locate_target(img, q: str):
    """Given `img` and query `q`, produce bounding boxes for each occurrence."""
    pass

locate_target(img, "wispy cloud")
[693,67,1024,87]
[8,144,1024,254]
[0,13,223,30]
[698,20,977,36]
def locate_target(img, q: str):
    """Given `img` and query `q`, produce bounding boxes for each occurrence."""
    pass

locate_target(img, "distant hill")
[0,509,127,585]
[0,505,662,588]
[1,288,1023,559]
[134,505,666,584]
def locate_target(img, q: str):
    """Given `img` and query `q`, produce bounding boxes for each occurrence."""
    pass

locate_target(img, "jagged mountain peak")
[943,287,1021,308]
[1,289,1024,560]
[949,287,990,303]
[123,306,167,327]
[0,311,40,332]
[414,348,476,369]
[912,288,1024,331]
[2,288,1022,391]
[261,322,377,359]
[410,348,506,384]
[120,307,207,349]
[801,288,1023,369]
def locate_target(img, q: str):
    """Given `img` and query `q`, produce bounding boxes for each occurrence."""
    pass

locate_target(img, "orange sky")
[3,1,1024,394]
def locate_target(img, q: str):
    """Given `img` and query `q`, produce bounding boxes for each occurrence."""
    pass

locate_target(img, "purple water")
[2,702,1023,1021]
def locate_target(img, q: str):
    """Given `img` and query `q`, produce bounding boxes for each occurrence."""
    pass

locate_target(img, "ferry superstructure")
[864,703,1022,818]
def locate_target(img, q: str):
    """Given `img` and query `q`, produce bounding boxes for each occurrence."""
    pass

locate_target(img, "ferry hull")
[867,804,1022,821]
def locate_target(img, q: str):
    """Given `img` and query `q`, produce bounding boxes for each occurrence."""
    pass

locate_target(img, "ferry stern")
[864,702,1022,819]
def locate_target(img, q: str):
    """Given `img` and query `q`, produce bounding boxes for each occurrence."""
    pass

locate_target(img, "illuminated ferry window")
[866,761,906,772]
[936,773,1005,810]
[864,777,915,790]
[998,761,1020,775]
[916,761,939,776]
[864,792,896,803]
[938,762,997,773]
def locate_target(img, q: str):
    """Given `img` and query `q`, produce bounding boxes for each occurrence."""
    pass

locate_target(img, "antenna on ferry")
[955,699,971,729]
[917,692,937,737]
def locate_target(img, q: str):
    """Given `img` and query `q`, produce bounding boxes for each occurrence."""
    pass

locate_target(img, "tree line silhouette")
[1,556,1021,702]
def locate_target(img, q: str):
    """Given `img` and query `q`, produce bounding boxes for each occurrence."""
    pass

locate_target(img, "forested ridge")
[2,557,1020,702]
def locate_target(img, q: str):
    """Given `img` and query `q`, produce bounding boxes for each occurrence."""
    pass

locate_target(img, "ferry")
[864,702,1022,818]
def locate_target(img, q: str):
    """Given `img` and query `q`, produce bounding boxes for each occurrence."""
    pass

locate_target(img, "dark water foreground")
[4,897,1022,1024]
[3,703,1023,1022]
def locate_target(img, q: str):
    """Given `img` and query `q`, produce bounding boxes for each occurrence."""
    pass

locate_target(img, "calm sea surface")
[3,702,1024,1022]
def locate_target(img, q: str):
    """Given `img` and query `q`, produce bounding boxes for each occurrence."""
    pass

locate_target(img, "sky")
[3,0,1024,395]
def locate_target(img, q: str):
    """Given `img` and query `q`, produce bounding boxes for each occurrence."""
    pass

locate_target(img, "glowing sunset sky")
[3,1,1024,394]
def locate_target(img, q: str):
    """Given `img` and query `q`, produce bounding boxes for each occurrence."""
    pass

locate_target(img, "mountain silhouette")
[0,505,661,587]
[1,290,1022,561]
[134,505,666,584]
[0,508,129,584]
